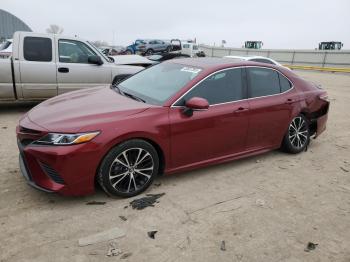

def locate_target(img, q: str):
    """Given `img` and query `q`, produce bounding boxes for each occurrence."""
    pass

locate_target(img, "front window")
[59,39,96,63]
[176,68,243,106]
[118,63,202,105]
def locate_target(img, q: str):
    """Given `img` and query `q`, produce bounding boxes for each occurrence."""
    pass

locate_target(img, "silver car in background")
[137,39,172,55]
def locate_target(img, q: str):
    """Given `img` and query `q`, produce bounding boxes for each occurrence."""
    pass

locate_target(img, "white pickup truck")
[0,32,144,101]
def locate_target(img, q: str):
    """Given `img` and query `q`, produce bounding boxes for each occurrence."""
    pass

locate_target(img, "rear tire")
[281,114,310,154]
[97,139,159,198]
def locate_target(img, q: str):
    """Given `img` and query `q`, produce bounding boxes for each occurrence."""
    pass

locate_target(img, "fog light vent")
[39,162,65,185]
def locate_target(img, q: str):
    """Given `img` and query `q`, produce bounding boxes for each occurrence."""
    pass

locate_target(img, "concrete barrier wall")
[200,45,350,68]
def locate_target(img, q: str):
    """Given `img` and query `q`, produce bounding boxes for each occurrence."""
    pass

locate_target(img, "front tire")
[98,139,159,198]
[145,49,154,55]
[281,114,310,154]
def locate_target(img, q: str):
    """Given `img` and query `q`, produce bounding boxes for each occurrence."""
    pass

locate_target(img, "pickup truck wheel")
[97,139,159,198]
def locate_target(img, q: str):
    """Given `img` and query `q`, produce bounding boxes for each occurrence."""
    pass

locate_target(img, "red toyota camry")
[16,58,329,197]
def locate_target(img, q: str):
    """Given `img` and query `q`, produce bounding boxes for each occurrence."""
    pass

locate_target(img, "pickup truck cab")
[0,32,143,101]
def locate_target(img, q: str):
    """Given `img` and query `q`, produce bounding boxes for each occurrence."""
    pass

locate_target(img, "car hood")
[27,86,152,133]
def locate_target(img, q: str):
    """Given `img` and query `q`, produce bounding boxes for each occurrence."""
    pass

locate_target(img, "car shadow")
[0,102,39,114]
[155,149,284,186]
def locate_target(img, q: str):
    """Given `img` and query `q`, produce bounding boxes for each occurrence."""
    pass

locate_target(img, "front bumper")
[19,153,54,193]
[16,119,104,196]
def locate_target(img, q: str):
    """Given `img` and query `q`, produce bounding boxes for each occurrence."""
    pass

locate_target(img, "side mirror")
[108,56,115,62]
[88,55,103,65]
[183,97,209,116]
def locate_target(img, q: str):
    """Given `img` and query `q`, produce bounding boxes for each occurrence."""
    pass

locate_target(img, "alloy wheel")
[288,116,308,148]
[108,148,154,193]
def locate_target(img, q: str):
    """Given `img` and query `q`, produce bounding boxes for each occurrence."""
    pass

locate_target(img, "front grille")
[19,126,42,135]
[39,162,65,184]
[18,126,46,148]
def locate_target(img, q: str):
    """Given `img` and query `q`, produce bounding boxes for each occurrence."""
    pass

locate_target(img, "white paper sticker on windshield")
[181,67,202,74]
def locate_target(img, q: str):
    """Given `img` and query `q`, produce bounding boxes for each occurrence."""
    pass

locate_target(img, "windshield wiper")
[122,92,146,103]
[113,84,122,94]
[112,85,145,103]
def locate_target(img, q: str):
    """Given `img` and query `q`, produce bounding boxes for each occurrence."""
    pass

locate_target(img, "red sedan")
[16,58,329,197]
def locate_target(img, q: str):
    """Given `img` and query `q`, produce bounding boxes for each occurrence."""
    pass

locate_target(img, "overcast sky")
[2,0,349,49]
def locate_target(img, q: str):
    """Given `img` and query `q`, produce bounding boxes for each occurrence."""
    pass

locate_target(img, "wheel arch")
[95,135,167,185]
[299,109,316,136]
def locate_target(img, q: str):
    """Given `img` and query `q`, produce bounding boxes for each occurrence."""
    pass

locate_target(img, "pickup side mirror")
[88,55,103,65]
[183,97,209,116]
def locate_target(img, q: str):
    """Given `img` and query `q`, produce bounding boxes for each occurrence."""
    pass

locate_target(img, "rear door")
[56,38,111,94]
[169,68,249,169]
[17,33,57,99]
[245,67,297,149]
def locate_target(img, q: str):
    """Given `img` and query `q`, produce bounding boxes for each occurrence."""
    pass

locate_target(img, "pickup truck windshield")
[118,63,202,105]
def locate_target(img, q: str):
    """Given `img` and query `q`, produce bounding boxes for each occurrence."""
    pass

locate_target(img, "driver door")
[169,68,249,169]
[56,38,111,94]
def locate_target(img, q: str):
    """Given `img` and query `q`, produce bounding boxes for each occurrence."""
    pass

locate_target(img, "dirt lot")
[0,70,349,262]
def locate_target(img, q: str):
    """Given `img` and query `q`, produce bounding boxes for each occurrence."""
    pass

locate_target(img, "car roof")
[225,55,272,60]
[168,57,259,69]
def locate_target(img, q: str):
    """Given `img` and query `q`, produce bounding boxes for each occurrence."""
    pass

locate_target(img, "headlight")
[33,131,100,145]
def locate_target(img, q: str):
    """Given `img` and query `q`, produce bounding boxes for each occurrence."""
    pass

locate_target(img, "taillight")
[319,94,330,102]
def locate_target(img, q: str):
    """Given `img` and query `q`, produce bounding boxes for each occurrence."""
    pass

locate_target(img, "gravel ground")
[0,70,349,262]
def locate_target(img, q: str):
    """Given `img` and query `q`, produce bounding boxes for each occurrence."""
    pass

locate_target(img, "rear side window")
[177,68,243,105]
[278,73,292,92]
[248,67,280,97]
[23,37,52,62]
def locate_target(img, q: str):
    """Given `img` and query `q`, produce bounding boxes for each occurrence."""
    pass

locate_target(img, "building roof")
[0,9,32,39]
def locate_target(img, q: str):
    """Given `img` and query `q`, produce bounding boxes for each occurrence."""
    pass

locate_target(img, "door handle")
[58,67,69,73]
[233,107,249,113]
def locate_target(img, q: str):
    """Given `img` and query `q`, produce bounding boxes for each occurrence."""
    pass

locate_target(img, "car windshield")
[118,63,202,105]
